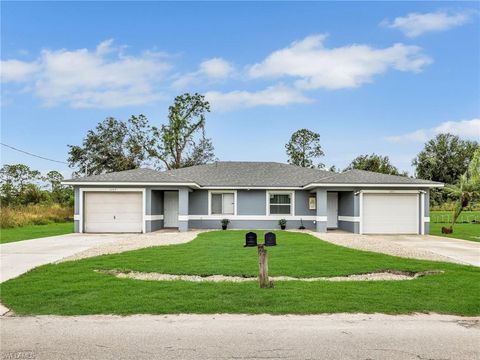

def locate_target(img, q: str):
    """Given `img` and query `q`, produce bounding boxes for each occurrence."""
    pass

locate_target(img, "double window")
[210,192,235,215]
[268,192,293,215]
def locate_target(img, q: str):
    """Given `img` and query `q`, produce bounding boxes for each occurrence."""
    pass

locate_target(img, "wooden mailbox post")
[257,244,273,288]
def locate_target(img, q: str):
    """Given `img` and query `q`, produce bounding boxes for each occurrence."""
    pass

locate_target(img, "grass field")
[430,211,480,224]
[1,231,478,316]
[0,222,74,244]
[430,211,480,242]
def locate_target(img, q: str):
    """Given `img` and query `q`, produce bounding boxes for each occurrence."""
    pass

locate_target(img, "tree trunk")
[258,245,273,288]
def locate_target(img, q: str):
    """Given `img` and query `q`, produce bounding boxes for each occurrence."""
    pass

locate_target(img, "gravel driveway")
[308,230,480,266]
[59,230,204,262]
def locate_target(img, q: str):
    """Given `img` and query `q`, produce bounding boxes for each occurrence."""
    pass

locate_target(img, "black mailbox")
[264,232,276,246]
[245,232,258,247]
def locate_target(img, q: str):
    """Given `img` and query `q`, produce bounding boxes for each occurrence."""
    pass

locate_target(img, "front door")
[163,191,179,227]
[327,192,338,228]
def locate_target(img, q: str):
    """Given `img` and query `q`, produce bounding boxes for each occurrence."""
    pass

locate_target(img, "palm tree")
[443,148,480,231]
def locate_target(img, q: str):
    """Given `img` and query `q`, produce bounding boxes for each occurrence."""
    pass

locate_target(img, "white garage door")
[363,193,419,234]
[84,192,143,233]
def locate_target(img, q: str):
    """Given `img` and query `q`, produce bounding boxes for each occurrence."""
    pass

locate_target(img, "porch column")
[422,190,430,235]
[178,188,189,232]
[315,189,328,232]
[74,187,80,233]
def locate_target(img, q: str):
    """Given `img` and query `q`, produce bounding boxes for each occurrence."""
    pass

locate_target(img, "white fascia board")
[303,183,444,190]
[360,189,424,194]
[203,186,303,190]
[62,181,201,188]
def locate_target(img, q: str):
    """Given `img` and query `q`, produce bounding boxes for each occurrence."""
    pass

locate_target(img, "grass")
[430,211,480,242]
[0,204,73,228]
[0,222,74,244]
[429,223,480,242]
[1,231,478,316]
[430,210,480,224]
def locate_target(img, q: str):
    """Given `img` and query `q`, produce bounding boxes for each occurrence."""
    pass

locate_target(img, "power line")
[1,142,68,165]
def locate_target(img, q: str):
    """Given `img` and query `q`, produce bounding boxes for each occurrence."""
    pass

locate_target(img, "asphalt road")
[1,314,479,360]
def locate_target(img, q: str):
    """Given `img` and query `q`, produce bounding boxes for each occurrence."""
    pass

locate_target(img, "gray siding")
[337,191,359,233]
[189,220,315,230]
[74,187,80,215]
[189,190,208,215]
[295,191,315,216]
[338,220,359,233]
[151,190,163,215]
[425,190,430,217]
[237,190,266,215]
[338,191,355,216]
[315,189,327,232]
[146,220,163,232]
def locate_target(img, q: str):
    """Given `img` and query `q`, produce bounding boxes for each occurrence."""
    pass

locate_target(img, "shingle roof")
[164,161,333,187]
[312,169,442,185]
[64,161,442,187]
[63,168,195,184]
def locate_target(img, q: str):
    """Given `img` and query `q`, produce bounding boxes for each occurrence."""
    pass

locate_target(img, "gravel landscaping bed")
[58,230,206,262]
[97,269,443,282]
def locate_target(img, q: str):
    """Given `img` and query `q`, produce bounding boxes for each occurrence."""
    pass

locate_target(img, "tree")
[45,171,64,192]
[45,171,73,205]
[20,184,50,205]
[147,93,215,169]
[443,148,480,232]
[345,154,407,176]
[412,134,479,184]
[68,115,151,176]
[0,164,42,205]
[285,129,324,168]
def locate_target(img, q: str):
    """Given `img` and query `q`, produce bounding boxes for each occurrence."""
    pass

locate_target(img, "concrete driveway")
[389,235,480,266]
[0,233,132,283]
[316,231,480,266]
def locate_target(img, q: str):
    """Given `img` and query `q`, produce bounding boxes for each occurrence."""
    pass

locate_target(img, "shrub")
[0,204,73,229]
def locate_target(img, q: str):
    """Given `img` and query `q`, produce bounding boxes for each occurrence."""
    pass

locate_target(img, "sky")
[1,1,479,178]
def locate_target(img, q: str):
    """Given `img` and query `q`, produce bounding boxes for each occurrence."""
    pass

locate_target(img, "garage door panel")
[84,192,143,233]
[363,193,418,234]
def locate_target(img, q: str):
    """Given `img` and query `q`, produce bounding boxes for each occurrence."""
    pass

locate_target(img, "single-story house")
[63,161,443,235]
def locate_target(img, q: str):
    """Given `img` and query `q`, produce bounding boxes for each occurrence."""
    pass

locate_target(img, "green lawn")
[430,211,480,242]
[430,210,480,224]
[0,222,74,244]
[1,231,478,316]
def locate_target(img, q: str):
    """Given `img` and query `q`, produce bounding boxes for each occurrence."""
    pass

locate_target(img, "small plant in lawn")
[221,218,230,230]
[279,218,287,230]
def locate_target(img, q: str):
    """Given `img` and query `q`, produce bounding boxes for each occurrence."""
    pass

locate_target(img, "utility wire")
[1,142,68,164]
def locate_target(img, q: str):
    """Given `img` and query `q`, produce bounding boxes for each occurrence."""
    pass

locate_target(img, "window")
[210,192,235,215]
[269,192,293,215]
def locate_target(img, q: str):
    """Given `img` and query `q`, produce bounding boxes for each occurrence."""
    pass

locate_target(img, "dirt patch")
[96,269,443,283]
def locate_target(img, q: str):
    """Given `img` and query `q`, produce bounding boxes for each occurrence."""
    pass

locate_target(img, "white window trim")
[208,190,237,216]
[266,191,295,216]
[78,187,146,234]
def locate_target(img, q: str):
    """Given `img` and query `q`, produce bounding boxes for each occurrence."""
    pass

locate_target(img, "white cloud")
[382,10,475,37]
[172,57,234,88]
[205,84,312,112]
[1,59,39,82]
[1,39,171,108]
[200,58,234,78]
[247,34,432,90]
[386,119,480,143]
